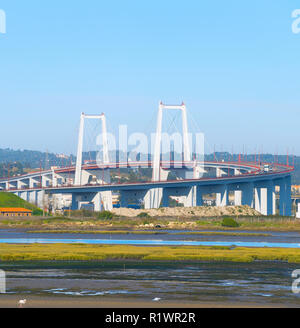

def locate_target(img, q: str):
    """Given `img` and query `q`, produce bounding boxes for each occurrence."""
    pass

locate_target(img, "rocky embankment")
[112,205,261,218]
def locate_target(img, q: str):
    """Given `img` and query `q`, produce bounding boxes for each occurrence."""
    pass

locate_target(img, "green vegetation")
[40,217,75,224]
[1,214,300,232]
[193,216,300,231]
[1,243,300,263]
[0,161,24,177]
[97,210,114,220]
[67,209,95,218]
[221,217,240,228]
[68,209,114,220]
[137,212,151,218]
[0,192,43,215]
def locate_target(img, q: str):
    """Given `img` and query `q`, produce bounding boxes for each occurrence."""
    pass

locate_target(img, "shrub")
[97,210,113,220]
[142,219,151,225]
[32,209,43,216]
[68,209,93,218]
[221,217,240,228]
[137,212,150,218]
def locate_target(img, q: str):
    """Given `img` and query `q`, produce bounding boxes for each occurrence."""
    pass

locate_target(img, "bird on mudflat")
[18,299,27,308]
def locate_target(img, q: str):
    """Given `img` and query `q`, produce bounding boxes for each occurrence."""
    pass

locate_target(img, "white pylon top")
[81,113,105,119]
[74,112,109,185]
[152,101,191,181]
[159,101,186,110]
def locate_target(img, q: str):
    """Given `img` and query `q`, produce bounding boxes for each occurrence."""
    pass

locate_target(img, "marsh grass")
[1,215,300,232]
[1,244,300,263]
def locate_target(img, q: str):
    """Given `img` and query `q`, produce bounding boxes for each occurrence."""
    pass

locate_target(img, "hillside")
[0,192,42,215]
[0,148,66,169]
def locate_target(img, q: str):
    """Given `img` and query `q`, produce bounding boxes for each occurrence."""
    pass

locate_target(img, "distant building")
[112,193,119,205]
[292,185,300,194]
[56,153,69,159]
[0,208,32,217]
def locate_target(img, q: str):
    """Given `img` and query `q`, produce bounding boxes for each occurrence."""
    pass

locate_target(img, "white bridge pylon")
[74,112,112,211]
[152,101,191,180]
[147,101,194,209]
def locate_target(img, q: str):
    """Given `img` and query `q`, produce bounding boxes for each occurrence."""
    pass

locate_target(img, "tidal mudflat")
[0,261,299,307]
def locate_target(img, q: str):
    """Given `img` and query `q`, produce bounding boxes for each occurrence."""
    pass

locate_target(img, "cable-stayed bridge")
[0,102,294,216]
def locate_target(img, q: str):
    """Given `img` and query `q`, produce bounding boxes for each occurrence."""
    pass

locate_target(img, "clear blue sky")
[0,1,300,155]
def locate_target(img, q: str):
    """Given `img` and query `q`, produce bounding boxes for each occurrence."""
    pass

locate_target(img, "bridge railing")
[1,161,294,192]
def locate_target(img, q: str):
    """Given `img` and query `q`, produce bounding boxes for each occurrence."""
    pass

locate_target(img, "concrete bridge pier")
[52,172,67,187]
[42,175,52,187]
[84,170,113,211]
[29,177,40,189]
[241,182,254,207]
[71,193,93,211]
[260,181,275,216]
[71,192,112,211]
[234,190,242,206]
[285,176,292,216]
[233,182,254,207]
[216,167,227,178]
[161,186,196,208]
[119,190,147,208]
[28,190,37,205]
[71,194,79,210]
[149,168,170,209]
[92,192,102,212]
[234,169,241,176]
[18,191,29,202]
[36,190,45,209]
[254,187,260,213]
[278,176,292,216]
[120,191,129,208]
[185,186,197,207]
[216,185,229,207]
[150,188,163,209]
[194,165,207,179]
[143,190,152,209]
[18,189,43,208]
[99,191,113,211]
[254,181,276,216]
[196,186,203,206]
[5,182,14,190]
[17,180,27,189]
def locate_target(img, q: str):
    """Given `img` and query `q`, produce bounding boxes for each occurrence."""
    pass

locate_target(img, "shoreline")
[2,215,300,233]
[0,295,296,308]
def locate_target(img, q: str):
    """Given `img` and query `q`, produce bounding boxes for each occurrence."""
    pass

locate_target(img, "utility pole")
[39,161,42,188]
[7,163,10,190]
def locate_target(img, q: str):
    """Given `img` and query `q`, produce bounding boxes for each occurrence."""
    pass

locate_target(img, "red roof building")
[0,208,32,217]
